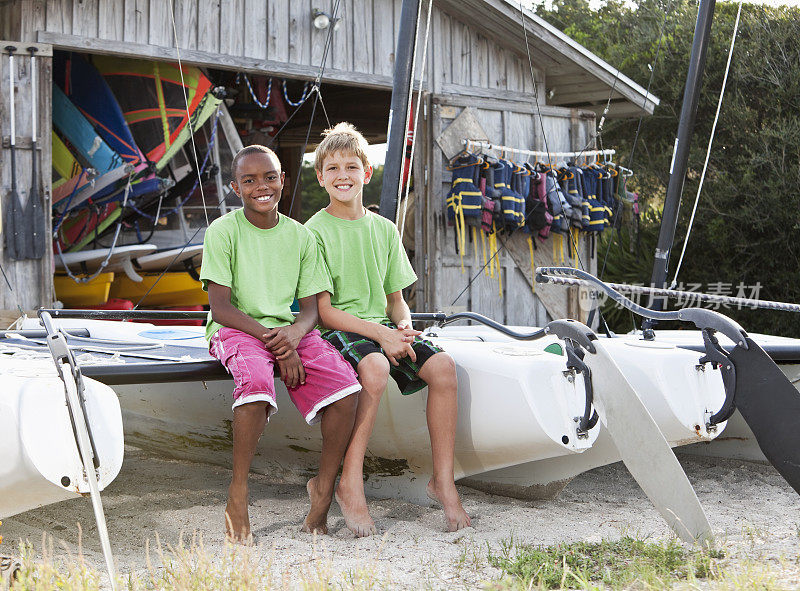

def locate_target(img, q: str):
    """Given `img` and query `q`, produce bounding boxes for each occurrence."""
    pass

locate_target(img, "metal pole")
[379,0,420,222]
[644,0,716,330]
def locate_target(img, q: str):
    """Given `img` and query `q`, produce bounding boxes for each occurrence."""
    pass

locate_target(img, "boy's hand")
[277,351,306,389]
[378,325,421,366]
[262,325,303,360]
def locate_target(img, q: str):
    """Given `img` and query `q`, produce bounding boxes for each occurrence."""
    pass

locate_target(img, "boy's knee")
[422,352,457,389]
[233,400,270,419]
[332,392,359,414]
[357,353,390,393]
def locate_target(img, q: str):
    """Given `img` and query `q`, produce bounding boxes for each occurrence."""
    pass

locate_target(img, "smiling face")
[316,150,373,211]
[231,151,285,228]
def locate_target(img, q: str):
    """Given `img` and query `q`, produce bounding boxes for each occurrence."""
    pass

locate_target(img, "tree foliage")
[537,1,800,336]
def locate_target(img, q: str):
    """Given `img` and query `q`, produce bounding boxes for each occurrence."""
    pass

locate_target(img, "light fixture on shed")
[312,8,341,31]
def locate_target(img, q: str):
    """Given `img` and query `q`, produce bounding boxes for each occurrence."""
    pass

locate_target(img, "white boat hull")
[432,327,727,498]
[15,319,732,503]
[0,357,124,518]
[112,332,600,502]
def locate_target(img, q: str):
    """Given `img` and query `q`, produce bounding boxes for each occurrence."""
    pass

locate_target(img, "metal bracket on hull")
[38,311,118,590]
[562,341,599,436]
[536,266,800,502]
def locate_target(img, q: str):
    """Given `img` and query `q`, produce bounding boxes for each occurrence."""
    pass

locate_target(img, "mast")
[643,0,716,332]
[379,0,420,222]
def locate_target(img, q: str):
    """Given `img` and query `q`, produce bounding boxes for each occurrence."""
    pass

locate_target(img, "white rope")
[398,0,433,239]
[465,140,615,161]
[168,0,210,227]
[670,1,743,289]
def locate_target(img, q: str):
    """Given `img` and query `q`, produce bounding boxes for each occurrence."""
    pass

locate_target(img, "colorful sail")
[53,85,125,175]
[92,57,222,171]
[54,53,147,169]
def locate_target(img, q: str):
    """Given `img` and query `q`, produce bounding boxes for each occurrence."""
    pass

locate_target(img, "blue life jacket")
[580,166,606,233]
[560,166,589,229]
[510,163,530,229]
[446,154,484,227]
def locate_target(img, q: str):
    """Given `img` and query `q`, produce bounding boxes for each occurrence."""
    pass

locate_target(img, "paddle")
[3,46,26,260]
[26,46,45,259]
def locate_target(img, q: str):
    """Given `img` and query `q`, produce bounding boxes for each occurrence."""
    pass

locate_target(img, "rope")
[539,273,800,314]
[397,0,433,240]
[236,73,272,108]
[670,0,743,289]
[282,79,311,106]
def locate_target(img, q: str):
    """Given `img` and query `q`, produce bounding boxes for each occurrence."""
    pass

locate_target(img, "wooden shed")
[0,0,657,325]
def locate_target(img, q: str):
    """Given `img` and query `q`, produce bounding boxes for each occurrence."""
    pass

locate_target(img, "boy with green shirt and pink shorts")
[306,123,471,536]
[200,145,360,543]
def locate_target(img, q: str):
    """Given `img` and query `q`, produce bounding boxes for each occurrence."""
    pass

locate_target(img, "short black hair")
[231,145,281,179]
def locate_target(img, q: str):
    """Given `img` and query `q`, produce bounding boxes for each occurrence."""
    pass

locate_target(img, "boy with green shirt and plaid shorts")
[306,123,471,536]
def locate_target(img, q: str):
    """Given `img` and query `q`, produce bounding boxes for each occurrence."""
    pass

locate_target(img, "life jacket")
[510,163,529,229]
[602,165,620,229]
[578,165,605,233]
[446,153,484,268]
[525,162,552,241]
[492,160,522,230]
[480,159,501,233]
[446,154,484,227]
[542,169,571,234]
[559,166,588,229]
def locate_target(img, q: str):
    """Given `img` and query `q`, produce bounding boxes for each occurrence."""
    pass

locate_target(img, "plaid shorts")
[322,321,443,395]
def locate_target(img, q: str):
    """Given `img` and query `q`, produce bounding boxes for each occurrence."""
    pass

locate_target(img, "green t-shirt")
[200,209,332,340]
[305,209,417,323]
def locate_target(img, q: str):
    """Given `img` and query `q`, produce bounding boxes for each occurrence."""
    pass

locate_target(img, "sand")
[3,446,800,589]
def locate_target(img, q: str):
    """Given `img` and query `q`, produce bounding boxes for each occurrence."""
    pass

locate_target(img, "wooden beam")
[433,91,595,119]
[36,31,396,91]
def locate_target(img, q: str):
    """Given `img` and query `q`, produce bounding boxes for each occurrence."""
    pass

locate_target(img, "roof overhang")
[435,0,659,117]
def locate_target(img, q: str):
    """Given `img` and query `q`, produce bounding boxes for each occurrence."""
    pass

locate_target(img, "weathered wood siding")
[0,41,54,313]
[419,96,596,325]
[9,1,546,97]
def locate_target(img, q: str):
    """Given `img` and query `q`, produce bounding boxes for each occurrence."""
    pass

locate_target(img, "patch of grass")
[7,531,386,591]
[487,535,724,590]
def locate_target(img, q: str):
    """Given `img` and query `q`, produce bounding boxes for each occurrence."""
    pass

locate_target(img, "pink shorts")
[209,327,360,424]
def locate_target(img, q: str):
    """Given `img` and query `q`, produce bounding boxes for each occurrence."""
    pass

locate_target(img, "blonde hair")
[314,122,371,171]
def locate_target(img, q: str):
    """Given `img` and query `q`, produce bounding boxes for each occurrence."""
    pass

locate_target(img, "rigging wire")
[669,0,743,289]
[397,0,434,240]
[286,0,341,218]
[590,1,676,329]
[168,0,210,228]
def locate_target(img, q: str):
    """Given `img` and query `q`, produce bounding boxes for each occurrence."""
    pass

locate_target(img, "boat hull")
[110,332,598,502]
[0,358,124,518]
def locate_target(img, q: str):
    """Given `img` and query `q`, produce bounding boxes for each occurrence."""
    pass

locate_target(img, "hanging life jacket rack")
[464,139,617,163]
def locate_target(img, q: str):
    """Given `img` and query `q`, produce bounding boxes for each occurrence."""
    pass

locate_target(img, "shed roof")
[437,0,659,117]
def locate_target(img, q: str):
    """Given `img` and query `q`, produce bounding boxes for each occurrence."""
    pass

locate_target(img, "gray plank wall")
[0,42,54,313]
[8,0,547,98]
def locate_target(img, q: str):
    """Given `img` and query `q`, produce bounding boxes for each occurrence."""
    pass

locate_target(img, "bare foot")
[427,479,471,532]
[301,477,330,534]
[334,479,377,537]
[225,483,253,544]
